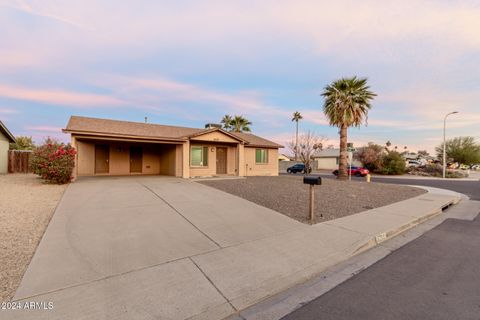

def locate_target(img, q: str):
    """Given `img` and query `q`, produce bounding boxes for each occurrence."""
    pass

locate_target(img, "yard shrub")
[30,139,76,184]
[407,164,468,178]
[377,151,405,175]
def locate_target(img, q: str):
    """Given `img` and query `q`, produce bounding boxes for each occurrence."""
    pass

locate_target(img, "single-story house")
[0,121,16,174]
[63,116,282,179]
[312,148,361,170]
[278,154,292,162]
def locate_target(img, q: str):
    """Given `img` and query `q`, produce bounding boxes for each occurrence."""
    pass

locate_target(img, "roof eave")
[187,127,247,143]
[0,121,16,143]
[64,129,188,142]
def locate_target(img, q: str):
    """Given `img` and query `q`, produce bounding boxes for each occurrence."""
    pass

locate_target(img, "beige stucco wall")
[0,132,9,174]
[189,143,237,177]
[315,157,338,170]
[176,144,183,177]
[159,144,177,176]
[77,140,95,176]
[244,147,279,176]
[314,157,361,170]
[190,131,239,143]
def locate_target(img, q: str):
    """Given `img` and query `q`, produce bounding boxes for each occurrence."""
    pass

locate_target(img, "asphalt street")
[282,176,480,320]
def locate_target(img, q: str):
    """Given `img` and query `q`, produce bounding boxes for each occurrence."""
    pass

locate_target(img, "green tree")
[436,136,480,165]
[9,136,35,150]
[380,151,406,175]
[417,150,430,157]
[321,77,376,180]
[291,111,303,161]
[230,115,252,132]
[220,115,233,131]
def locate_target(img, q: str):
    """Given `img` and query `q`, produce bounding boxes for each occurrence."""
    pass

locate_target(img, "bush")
[31,139,76,184]
[407,164,468,178]
[376,151,405,175]
[355,143,384,172]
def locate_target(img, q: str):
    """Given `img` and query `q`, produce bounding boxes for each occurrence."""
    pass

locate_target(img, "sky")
[1,0,479,155]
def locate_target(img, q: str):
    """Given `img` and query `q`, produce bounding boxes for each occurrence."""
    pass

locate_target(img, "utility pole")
[443,111,458,178]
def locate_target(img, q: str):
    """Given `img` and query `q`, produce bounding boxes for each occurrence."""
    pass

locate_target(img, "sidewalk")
[308,170,480,181]
[1,181,461,320]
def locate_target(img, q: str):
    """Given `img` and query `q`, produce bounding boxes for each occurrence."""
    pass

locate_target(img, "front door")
[130,146,143,173]
[216,147,227,174]
[95,144,109,174]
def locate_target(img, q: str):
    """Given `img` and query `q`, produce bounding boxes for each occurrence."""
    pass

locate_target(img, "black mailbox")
[303,176,322,185]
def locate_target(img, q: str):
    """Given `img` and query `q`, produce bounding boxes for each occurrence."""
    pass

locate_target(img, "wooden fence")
[8,150,33,173]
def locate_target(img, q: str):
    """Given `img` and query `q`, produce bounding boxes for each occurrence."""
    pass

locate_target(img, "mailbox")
[303,176,322,185]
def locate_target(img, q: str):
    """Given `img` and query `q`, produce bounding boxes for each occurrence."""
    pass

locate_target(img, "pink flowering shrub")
[31,139,76,184]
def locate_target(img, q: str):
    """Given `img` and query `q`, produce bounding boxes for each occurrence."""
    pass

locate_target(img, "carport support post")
[309,184,315,223]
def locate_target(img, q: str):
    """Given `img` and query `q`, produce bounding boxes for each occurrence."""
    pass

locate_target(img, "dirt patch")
[198,175,426,224]
[0,174,67,301]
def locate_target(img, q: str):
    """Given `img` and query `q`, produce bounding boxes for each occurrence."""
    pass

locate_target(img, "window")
[336,157,339,165]
[191,146,208,167]
[255,149,268,164]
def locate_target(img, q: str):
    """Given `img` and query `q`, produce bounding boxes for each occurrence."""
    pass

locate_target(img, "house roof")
[230,132,283,148]
[0,120,16,143]
[64,116,282,148]
[312,148,340,158]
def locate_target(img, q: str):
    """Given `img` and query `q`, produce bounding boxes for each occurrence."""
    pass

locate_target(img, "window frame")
[255,148,269,164]
[190,146,209,167]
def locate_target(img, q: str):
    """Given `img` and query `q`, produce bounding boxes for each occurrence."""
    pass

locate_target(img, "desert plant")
[30,139,76,184]
[221,115,252,132]
[355,142,384,172]
[9,136,35,150]
[322,76,376,180]
[436,136,480,165]
[291,111,303,161]
[220,115,233,131]
[378,151,405,175]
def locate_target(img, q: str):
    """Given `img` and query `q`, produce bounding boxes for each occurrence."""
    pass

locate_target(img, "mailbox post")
[303,176,322,223]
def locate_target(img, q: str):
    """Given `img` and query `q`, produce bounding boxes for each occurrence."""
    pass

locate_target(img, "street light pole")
[443,111,459,179]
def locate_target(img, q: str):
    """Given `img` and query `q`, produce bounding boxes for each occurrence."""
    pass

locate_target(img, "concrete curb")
[225,188,463,320]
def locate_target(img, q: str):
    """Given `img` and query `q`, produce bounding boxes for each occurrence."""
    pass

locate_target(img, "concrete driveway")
[12,176,304,319]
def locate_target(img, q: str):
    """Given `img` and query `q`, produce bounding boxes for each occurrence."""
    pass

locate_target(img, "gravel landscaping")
[198,175,426,224]
[0,174,67,301]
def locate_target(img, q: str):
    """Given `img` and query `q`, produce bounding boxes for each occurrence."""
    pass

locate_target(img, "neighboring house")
[278,154,291,161]
[63,116,282,179]
[312,148,361,170]
[0,121,16,174]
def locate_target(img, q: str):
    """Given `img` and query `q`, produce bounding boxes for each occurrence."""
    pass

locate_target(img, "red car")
[332,166,370,177]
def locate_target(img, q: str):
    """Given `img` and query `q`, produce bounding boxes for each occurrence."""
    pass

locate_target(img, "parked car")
[332,166,370,177]
[471,164,480,170]
[286,163,310,174]
[406,160,421,167]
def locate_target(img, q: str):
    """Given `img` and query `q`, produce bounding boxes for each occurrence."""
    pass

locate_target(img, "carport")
[72,137,184,177]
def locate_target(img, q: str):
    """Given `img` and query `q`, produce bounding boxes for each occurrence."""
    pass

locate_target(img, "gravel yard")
[198,175,426,224]
[0,174,67,301]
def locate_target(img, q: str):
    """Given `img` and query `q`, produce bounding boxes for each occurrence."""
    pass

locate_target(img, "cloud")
[0,108,18,114]
[2,0,87,29]
[26,125,63,133]
[0,84,126,108]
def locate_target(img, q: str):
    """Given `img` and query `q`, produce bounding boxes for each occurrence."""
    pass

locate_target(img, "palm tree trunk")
[295,121,299,161]
[338,124,348,180]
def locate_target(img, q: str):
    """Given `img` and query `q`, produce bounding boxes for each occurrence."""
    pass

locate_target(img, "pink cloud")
[26,126,63,133]
[0,108,18,114]
[0,84,125,108]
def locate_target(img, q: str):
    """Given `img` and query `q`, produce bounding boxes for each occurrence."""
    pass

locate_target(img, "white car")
[407,160,421,167]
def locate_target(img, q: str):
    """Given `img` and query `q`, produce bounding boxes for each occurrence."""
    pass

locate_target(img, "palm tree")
[230,115,252,132]
[322,77,376,180]
[220,115,233,131]
[291,111,303,161]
